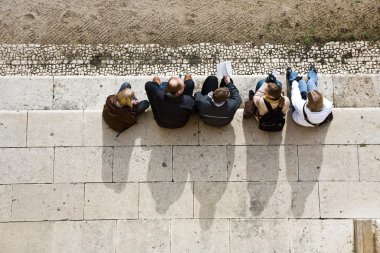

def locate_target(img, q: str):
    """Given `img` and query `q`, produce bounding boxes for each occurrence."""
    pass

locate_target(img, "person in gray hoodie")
[194,75,242,127]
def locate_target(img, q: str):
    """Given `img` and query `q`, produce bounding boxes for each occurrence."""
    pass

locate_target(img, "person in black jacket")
[194,75,242,127]
[145,75,195,128]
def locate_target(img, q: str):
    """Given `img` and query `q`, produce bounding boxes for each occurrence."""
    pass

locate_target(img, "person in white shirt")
[286,65,333,127]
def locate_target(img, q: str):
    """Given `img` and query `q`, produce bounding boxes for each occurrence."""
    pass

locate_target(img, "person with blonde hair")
[244,71,290,131]
[103,82,149,132]
[286,65,333,127]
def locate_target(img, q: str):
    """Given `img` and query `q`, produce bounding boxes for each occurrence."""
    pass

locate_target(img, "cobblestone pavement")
[0,76,380,252]
[1,41,379,76]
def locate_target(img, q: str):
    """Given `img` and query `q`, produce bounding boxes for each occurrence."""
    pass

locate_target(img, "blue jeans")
[255,78,282,92]
[287,70,318,93]
[118,82,149,116]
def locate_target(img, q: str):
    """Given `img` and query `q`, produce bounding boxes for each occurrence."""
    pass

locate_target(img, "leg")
[118,82,131,92]
[183,79,195,96]
[307,69,318,92]
[255,79,265,92]
[134,100,150,116]
[145,81,159,103]
[201,76,218,95]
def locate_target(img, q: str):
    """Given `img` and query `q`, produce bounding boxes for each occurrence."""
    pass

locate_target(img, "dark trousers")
[118,82,149,116]
[201,76,228,95]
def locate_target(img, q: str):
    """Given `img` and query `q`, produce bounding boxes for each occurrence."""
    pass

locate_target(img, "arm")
[145,81,160,102]
[291,80,306,112]
[226,82,242,109]
[253,82,267,108]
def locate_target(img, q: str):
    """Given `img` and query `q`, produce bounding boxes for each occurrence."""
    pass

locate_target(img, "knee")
[121,82,132,89]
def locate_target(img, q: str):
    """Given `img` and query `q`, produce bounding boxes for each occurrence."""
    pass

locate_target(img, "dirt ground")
[0,0,379,46]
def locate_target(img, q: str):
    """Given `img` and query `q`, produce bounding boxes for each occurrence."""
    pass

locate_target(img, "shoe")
[248,90,254,100]
[286,67,292,80]
[295,76,303,82]
[301,91,307,100]
[310,64,317,73]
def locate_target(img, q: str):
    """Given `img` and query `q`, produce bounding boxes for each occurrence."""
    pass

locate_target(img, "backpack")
[259,99,285,132]
[303,104,333,126]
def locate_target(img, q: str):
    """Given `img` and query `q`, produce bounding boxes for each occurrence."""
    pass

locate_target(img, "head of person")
[166,77,185,96]
[213,87,230,103]
[266,82,285,107]
[307,90,324,112]
[116,88,134,108]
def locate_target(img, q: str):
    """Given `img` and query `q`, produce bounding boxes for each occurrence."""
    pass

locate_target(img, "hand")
[132,99,139,106]
[223,75,231,84]
[184,74,192,81]
[153,76,161,84]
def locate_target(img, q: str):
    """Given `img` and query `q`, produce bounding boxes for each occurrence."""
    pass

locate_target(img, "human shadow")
[284,116,331,217]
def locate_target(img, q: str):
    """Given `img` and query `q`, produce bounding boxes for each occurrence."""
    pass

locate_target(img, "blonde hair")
[267,82,285,108]
[116,88,134,108]
[307,90,323,112]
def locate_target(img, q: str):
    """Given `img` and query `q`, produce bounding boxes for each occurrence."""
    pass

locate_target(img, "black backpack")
[259,99,285,132]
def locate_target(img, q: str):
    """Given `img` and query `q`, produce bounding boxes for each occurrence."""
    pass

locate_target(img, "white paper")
[216,61,232,78]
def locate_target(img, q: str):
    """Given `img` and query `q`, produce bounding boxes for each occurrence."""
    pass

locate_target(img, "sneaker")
[301,91,307,100]
[295,76,303,82]
[310,64,317,73]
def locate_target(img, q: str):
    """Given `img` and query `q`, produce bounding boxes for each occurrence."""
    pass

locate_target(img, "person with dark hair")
[286,65,333,127]
[145,75,195,128]
[194,75,242,127]
[103,82,149,132]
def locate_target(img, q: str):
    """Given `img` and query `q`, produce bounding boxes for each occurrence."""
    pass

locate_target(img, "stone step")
[0,74,379,110]
[1,108,379,148]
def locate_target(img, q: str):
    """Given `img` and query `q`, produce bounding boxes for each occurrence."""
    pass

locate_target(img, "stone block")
[0,148,54,184]
[317,74,334,103]
[298,145,359,181]
[0,111,27,147]
[173,146,228,181]
[139,182,193,218]
[194,182,319,218]
[0,76,53,110]
[333,75,380,107]
[54,147,113,183]
[27,110,84,147]
[320,182,380,218]
[116,219,170,253]
[290,219,354,253]
[53,76,118,109]
[84,183,138,219]
[227,145,298,181]
[113,146,172,182]
[54,220,116,253]
[230,219,290,253]
[0,222,53,253]
[171,219,229,253]
[115,76,150,103]
[82,110,147,146]
[146,114,199,146]
[358,145,380,181]
[0,185,12,222]
[11,183,84,221]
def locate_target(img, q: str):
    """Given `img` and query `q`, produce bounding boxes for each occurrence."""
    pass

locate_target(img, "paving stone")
[82,110,147,146]
[84,183,138,219]
[0,148,54,184]
[145,114,199,146]
[171,219,229,253]
[173,146,228,181]
[139,182,193,218]
[333,75,380,107]
[194,182,319,218]
[27,110,84,147]
[290,219,354,253]
[358,145,380,181]
[320,182,380,218]
[54,147,113,183]
[113,146,172,182]
[230,219,290,253]
[317,74,335,103]
[116,219,170,253]
[298,145,359,181]
[53,76,118,110]
[0,76,53,110]
[54,220,116,253]
[0,222,53,253]
[11,183,84,221]
[0,111,27,147]
[227,145,298,181]
[0,185,12,222]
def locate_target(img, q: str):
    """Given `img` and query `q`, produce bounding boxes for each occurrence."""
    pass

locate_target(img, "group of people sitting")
[102,65,333,134]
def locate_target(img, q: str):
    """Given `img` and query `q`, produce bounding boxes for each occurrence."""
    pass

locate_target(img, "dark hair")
[265,74,277,84]
[267,82,285,108]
